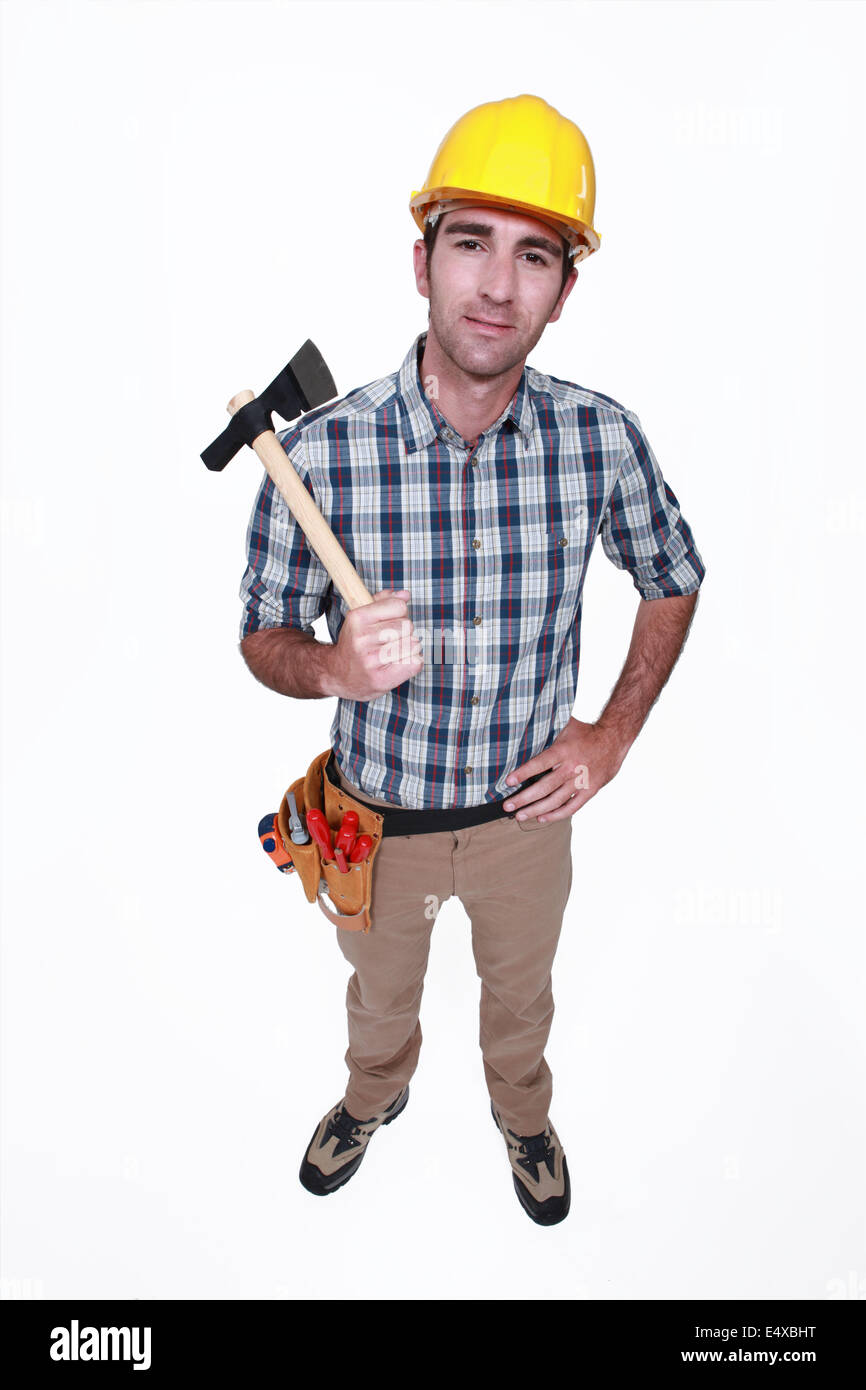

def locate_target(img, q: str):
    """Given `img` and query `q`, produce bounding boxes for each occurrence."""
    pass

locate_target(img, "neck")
[418,328,523,445]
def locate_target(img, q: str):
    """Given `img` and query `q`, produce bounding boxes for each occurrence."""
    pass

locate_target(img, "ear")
[413,239,431,301]
[548,267,578,325]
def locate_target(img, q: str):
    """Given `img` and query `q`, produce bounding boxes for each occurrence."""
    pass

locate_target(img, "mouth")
[464,316,514,334]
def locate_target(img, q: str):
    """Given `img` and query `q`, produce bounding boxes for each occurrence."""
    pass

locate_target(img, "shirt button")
[464,766,473,776]
[558,536,568,546]
[471,696,480,705]
[473,615,482,626]
[472,538,481,549]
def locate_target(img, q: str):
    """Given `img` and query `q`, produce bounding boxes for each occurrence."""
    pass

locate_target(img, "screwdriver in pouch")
[349,834,373,864]
[333,812,359,873]
[305,808,334,862]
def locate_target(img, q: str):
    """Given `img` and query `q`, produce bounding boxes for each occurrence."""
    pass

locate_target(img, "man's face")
[413,205,577,379]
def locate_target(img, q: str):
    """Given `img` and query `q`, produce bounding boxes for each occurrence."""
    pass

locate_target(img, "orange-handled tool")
[258,812,294,874]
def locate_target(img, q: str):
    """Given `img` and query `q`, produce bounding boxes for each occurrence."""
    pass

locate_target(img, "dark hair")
[423,213,575,298]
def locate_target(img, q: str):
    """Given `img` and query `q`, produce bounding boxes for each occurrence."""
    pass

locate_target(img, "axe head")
[286,339,338,414]
[201,340,337,472]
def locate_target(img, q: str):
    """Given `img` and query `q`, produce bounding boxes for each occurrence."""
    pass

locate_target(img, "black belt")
[323,750,544,838]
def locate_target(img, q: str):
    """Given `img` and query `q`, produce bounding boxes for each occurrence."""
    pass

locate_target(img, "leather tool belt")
[278,747,542,935]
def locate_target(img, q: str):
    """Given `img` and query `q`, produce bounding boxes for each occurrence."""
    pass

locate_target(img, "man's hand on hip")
[502,718,629,823]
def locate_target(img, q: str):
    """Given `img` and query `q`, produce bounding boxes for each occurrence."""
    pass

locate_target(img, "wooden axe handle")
[228,390,374,611]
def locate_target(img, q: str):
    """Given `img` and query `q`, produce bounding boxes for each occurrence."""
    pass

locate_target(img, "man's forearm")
[596,591,699,751]
[239,627,337,700]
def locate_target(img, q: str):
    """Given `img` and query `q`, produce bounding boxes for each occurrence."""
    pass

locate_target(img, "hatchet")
[201,341,374,610]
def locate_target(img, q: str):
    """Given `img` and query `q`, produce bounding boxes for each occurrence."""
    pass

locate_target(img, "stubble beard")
[426,271,550,383]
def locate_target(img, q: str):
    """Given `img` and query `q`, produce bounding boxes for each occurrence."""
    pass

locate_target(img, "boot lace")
[518,1131,552,1160]
[327,1107,364,1148]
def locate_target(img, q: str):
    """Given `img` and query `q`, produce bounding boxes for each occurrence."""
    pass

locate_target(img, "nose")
[476,249,516,304]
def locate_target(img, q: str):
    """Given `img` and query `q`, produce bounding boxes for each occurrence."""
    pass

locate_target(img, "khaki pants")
[332,762,574,1135]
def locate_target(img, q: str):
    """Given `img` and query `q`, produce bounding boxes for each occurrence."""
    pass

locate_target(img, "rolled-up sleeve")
[600,411,706,599]
[238,430,333,640]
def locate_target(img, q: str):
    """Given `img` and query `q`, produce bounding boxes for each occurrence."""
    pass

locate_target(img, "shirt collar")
[397,331,535,454]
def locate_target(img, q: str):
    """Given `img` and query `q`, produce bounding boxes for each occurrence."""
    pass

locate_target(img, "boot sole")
[490,1099,571,1226]
[299,1085,410,1196]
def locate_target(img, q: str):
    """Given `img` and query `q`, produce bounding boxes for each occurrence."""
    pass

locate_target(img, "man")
[238,95,706,1226]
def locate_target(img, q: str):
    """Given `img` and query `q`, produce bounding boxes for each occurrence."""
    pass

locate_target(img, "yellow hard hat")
[409,93,601,264]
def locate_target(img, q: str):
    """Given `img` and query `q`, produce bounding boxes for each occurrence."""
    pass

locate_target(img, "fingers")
[354,588,413,629]
[334,589,424,699]
[364,598,424,677]
[370,617,422,661]
[513,785,587,821]
[502,766,560,812]
[375,587,411,606]
[363,589,423,668]
[536,789,592,822]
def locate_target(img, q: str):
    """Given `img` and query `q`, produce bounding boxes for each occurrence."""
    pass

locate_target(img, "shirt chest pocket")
[503,506,590,597]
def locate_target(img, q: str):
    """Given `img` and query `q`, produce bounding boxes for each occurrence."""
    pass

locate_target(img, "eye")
[455,240,549,266]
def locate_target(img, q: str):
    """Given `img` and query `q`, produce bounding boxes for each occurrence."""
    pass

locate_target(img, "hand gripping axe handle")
[201,341,373,610]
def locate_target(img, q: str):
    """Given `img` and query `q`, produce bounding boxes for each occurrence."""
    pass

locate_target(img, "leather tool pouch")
[277,747,385,934]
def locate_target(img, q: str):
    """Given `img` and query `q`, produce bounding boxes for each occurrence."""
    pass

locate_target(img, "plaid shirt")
[239,331,706,808]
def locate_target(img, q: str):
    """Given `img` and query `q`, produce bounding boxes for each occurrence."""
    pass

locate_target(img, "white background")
[1,0,864,1301]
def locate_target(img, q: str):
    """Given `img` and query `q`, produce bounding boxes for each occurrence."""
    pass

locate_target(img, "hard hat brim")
[409,188,600,263]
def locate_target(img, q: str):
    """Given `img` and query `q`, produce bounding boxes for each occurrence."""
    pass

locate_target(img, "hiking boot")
[490,1099,570,1226]
[299,1086,409,1196]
